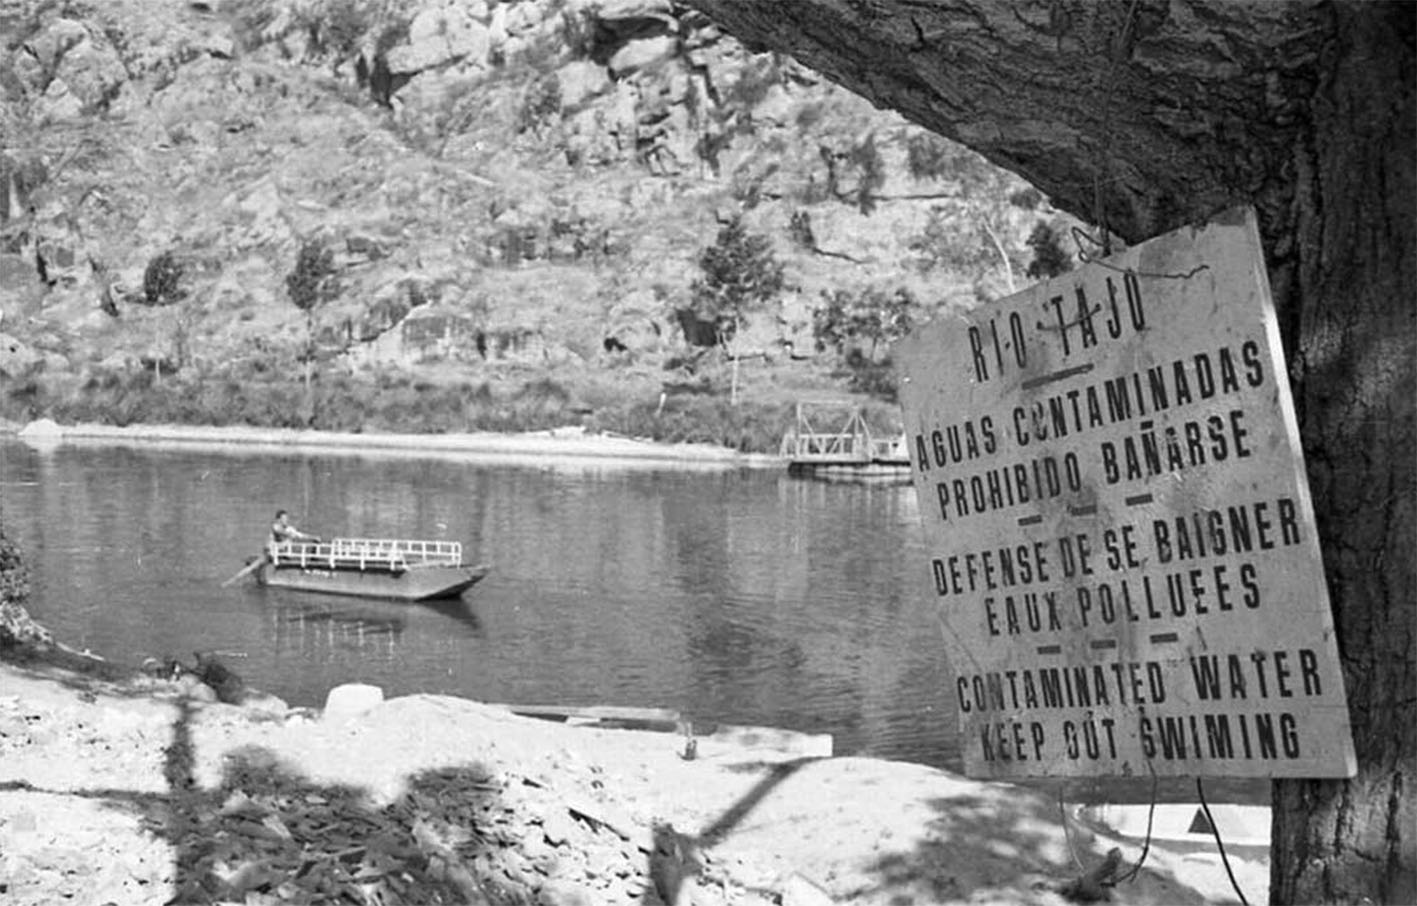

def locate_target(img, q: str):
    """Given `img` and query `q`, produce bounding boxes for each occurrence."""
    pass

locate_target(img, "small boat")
[255,537,489,602]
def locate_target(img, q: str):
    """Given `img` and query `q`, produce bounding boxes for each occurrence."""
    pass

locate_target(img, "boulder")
[0,601,53,649]
[592,0,677,37]
[323,683,385,721]
[597,0,675,20]
[385,5,492,74]
[607,35,677,79]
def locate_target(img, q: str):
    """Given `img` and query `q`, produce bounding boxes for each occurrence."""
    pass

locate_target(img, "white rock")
[607,35,677,79]
[179,675,217,703]
[595,0,675,23]
[323,683,384,721]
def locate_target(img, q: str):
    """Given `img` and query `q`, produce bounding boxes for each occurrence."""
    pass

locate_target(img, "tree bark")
[684,2,1415,902]
[1270,7,1415,904]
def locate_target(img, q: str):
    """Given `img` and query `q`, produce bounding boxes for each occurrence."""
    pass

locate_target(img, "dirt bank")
[0,651,1269,906]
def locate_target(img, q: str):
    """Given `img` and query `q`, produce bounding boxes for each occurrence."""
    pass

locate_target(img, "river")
[0,438,960,768]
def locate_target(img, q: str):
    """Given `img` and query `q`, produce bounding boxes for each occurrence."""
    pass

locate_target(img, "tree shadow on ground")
[847,789,1239,906]
[648,757,821,904]
[142,698,531,904]
[5,697,541,904]
[644,755,1238,906]
[845,792,1075,903]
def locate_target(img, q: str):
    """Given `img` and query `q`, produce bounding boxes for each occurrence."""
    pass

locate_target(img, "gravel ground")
[0,655,1269,905]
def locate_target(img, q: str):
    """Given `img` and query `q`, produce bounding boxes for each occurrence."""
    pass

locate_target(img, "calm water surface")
[0,439,959,768]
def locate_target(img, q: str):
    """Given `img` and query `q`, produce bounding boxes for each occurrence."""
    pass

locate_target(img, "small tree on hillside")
[142,250,185,306]
[689,216,784,403]
[286,239,336,395]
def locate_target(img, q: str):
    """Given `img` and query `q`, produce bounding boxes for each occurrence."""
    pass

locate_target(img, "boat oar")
[221,555,265,588]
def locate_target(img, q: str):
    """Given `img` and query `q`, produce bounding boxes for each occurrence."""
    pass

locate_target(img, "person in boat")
[270,510,319,549]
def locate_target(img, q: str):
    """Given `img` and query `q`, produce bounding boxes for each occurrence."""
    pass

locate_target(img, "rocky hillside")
[0,0,1076,432]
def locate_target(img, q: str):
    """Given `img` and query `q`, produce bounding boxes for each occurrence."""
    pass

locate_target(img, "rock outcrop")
[0,0,1048,399]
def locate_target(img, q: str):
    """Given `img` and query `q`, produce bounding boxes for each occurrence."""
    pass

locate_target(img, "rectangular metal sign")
[895,206,1356,779]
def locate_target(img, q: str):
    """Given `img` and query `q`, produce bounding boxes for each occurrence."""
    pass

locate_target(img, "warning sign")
[895,206,1355,780]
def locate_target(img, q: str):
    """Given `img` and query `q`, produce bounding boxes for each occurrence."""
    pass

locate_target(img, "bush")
[847,134,886,214]
[300,0,372,59]
[558,6,598,60]
[788,209,815,250]
[286,240,336,311]
[226,1,279,52]
[905,133,953,181]
[725,55,783,109]
[1026,220,1073,280]
[907,205,993,275]
[812,286,917,361]
[1009,187,1044,210]
[322,1,370,57]
[0,525,28,609]
[842,350,899,400]
[142,250,184,306]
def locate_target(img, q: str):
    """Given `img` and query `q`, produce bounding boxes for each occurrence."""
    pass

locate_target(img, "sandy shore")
[10,418,781,470]
[0,652,1270,906]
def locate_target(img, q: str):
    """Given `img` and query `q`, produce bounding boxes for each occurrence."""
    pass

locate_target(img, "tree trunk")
[684,2,1415,901]
[1270,7,1415,903]
[979,218,1015,293]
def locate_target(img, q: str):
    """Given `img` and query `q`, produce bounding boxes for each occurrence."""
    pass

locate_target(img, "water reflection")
[265,594,408,659]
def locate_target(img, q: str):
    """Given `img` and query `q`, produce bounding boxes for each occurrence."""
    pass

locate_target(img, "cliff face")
[0,0,1056,402]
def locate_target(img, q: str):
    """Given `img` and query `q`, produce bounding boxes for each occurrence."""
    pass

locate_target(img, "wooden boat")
[256,537,489,602]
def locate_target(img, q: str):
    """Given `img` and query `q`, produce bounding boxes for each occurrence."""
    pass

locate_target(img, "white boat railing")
[268,538,463,570]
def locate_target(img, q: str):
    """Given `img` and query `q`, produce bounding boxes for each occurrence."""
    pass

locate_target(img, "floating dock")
[779,402,911,482]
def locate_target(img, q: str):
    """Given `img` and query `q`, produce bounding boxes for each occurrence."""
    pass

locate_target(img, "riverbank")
[0,645,1270,906]
[0,367,826,458]
[8,417,780,469]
